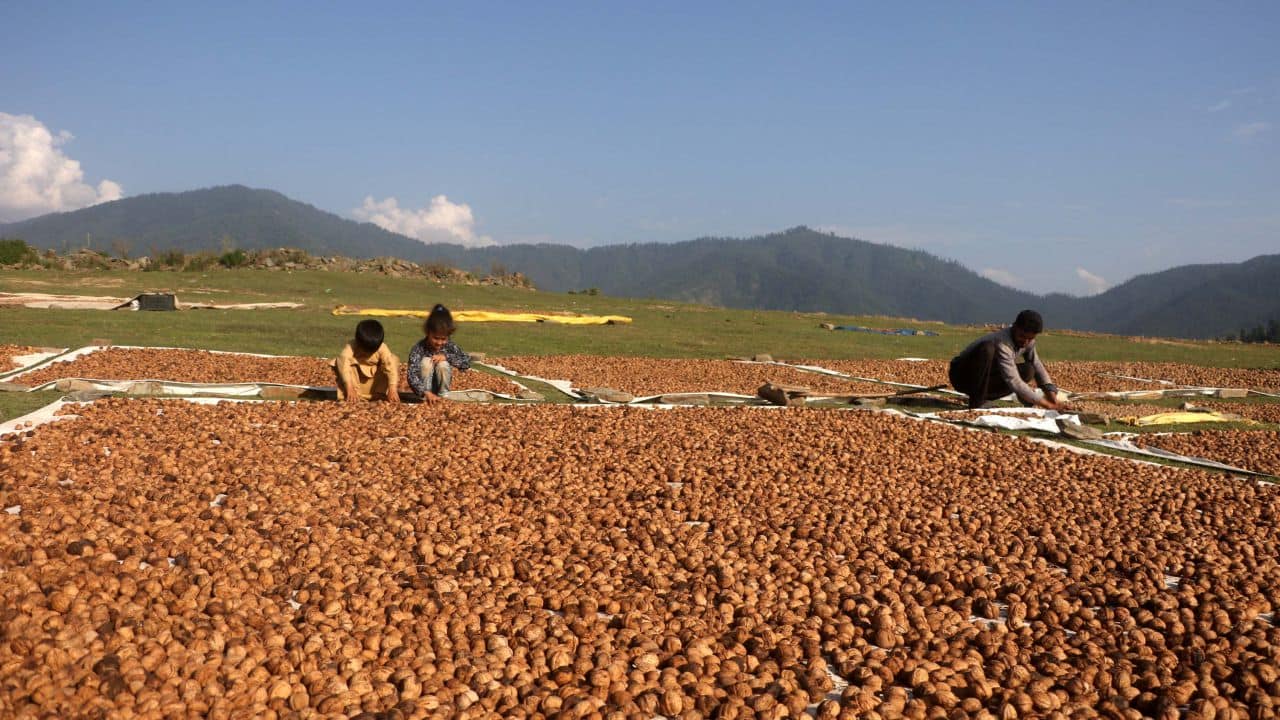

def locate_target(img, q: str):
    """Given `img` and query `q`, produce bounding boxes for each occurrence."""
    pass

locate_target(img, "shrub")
[151,249,187,270]
[184,253,218,272]
[219,248,248,268]
[0,238,37,265]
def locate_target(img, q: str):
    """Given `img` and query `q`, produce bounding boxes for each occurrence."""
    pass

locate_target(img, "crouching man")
[949,309,1062,410]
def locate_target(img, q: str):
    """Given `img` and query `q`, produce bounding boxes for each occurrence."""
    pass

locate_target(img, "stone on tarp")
[659,393,712,406]
[581,387,634,404]
[0,382,31,393]
[1056,419,1104,440]
[65,390,113,402]
[124,381,164,397]
[752,353,774,362]
[757,383,801,407]
[468,351,487,362]
[1215,388,1249,398]
[516,388,544,401]
[443,389,495,402]
[260,386,311,401]
[56,379,103,392]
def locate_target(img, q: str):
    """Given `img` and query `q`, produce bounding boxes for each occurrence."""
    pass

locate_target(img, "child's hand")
[384,389,400,403]
[344,383,361,402]
[423,391,442,405]
[431,353,446,363]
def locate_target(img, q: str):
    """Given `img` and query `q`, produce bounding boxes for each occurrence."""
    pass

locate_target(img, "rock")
[1056,419,1104,440]
[516,388,545,401]
[581,387,634,404]
[757,384,797,407]
[658,393,712,406]
[820,323,836,331]
[1215,388,1249,398]
[752,354,774,363]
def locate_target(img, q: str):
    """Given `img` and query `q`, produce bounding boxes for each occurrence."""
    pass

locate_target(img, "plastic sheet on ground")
[753,360,968,397]
[3,344,322,384]
[0,348,69,381]
[1129,411,1245,427]
[1083,438,1273,478]
[332,306,631,325]
[0,292,303,311]
[0,400,80,437]
[26,378,318,398]
[831,325,938,336]
[477,362,582,399]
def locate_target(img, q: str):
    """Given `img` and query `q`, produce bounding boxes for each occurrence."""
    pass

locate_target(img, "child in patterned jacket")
[407,304,471,404]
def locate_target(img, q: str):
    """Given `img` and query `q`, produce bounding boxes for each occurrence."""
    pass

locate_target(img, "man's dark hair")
[424,304,456,336]
[354,319,385,353]
[1013,309,1044,334]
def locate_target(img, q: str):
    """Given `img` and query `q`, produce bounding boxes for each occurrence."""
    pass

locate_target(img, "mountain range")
[3,185,1277,339]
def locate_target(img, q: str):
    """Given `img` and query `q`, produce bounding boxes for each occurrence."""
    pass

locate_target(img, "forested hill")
[4,186,1277,339]
[0,185,431,261]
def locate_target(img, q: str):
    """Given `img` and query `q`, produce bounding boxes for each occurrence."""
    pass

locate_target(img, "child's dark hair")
[354,319,385,353]
[424,304,456,336]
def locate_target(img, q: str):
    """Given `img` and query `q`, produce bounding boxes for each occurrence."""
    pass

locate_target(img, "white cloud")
[353,194,494,248]
[1207,100,1231,113]
[0,112,123,222]
[1075,267,1108,295]
[1234,121,1271,138]
[980,267,1022,288]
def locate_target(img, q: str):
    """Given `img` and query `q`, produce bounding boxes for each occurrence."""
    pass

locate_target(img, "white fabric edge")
[0,349,69,380]
[0,399,81,437]
[1084,438,1274,478]
[4,345,327,383]
[476,362,584,399]
[23,378,323,397]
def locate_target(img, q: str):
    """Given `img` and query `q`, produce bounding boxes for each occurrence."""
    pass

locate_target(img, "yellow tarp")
[1125,411,1245,426]
[332,305,631,325]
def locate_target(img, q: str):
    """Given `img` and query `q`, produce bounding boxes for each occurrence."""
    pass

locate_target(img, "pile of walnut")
[807,359,1280,395]
[0,344,41,373]
[1135,429,1280,477]
[493,356,889,396]
[11,347,519,395]
[2,399,1277,718]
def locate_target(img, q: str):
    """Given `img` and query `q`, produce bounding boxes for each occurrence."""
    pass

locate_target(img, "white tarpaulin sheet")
[477,362,583,399]
[0,400,79,437]
[0,348,69,381]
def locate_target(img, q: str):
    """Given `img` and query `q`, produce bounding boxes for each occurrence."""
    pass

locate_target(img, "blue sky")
[2,2,1276,295]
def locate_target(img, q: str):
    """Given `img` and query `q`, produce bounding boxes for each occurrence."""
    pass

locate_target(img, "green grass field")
[4,267,1279,367]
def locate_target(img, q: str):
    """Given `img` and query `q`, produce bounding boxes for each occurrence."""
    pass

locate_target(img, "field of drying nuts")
[3,399,1278,719]
[807,360,1280,395]
[0,344,41,373]
[493,356,889,396]
[1135,430,1280,477]
[10,348,521,396]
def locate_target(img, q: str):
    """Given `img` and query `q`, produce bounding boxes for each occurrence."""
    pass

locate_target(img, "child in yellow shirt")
[331,319,400,402]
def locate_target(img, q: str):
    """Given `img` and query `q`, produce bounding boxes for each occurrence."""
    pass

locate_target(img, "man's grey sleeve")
[995,342,1041,405]
[1031,351,1056,394]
